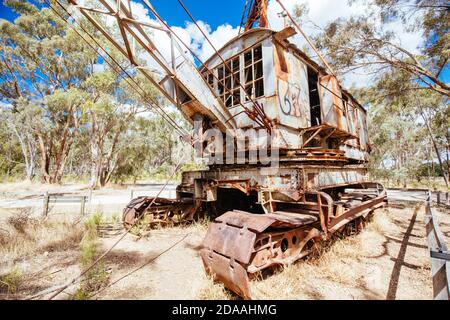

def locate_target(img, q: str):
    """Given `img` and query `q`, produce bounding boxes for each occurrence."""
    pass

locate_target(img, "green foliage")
[312,0,449,97]
[109,214,120,224]
[366,87,449,186]
[0,112,24,179]
[0,268,22,295]
[0,1,190,185]
[374,0,449,70]
[75,212,108,300]
[84,212,103,237]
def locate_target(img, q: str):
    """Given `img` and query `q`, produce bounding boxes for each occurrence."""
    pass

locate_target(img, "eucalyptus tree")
[362,70,449,187]
[0,0,98,183]
[312,0,449,97]
[0,0,166,186]
[293,0,449,187]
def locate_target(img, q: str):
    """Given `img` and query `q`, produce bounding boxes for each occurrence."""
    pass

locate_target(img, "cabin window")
[202,44,264,108]
[244,45,264,101]
[343,95,350,126]
[307,67,321,126]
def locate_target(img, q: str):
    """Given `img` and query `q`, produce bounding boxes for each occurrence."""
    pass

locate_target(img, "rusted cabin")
[199,28,369,163]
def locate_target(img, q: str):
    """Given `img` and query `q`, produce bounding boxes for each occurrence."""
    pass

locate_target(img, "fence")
[387,188,449,207]
[129,188,176,200]
[425,191,450,300]
[435,191,450,207]
[40,187,177,217]
[42,192,88,217]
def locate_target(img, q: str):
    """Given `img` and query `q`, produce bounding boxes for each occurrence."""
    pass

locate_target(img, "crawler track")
[122,197,198,232]
[200,184,387,299]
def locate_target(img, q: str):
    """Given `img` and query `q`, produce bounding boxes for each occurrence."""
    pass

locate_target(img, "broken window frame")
[202,43,265,109]
[244,44,264,102]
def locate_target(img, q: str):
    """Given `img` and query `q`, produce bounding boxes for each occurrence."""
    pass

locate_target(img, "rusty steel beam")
[65,0,238,131]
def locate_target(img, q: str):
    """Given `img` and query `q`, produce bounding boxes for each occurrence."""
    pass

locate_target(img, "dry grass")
[72,214,109,300]
[251,209,397,299]
[192,210,398,300]
[0,212,85,299]
[196,275,232,300]
[0,202,442,300]
[0,213,84,263]
[0,268,22,296]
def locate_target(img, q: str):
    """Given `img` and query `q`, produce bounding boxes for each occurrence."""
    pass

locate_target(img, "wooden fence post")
[130,189,134,200]
[42,191,49,218]
[80,196,86,216]
[437,192,441,205]
[425,190,450,300]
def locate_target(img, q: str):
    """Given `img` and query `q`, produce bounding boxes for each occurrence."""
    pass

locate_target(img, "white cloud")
[92,63,105,73]
[192,23,240,61]
[0,101,12,109]
[80,0,425,89]
[266,0,424,88]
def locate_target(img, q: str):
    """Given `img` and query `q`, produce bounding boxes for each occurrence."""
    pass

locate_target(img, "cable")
[47,0,188,137]
[23,1,192,301]
[177,0,273,132]
[87,232,190,299]
[44,161,183,300]
[140,0,267,129]
[238,0,250,34]
[276,0,336,77]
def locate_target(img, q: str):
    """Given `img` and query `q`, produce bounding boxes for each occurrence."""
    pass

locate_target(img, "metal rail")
[425,190,450,300]
[42,192,87,217]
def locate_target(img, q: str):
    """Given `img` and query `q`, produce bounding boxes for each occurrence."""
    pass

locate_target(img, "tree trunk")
[37,132,52,183]
[10,124,36,181]
[99,167,108,188]
[89,141,100,188]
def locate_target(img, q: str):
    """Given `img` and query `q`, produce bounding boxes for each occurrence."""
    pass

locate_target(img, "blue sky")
[0,0,448,85]
[0,1,18,21]
[0,0,247,30]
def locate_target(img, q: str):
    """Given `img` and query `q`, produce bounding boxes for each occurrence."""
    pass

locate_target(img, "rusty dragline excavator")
[59,0,387,299]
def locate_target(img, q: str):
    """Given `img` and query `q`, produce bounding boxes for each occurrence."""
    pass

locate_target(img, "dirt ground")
[1,202,448,300]
[252,204,442,300]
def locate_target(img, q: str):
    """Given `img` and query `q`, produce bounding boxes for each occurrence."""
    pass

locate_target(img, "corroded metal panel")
[203,222,257,264]
[215,211,275,233]
[203,29,273,68]
[277,54,311,129]
[340,145,369,162]
[176,60,236,130]
[275,48,311,129]
[305,167,367,190]
[181,165,368,194]
[346,100,356,134]
[201,249,253,300]
[319,75,348,132]
[357,109,369,150]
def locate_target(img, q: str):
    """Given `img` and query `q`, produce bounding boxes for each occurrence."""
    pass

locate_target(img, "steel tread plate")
[215,211,276,233]
[269,211,318,225]
[203,222,256,264]
[200,249,252,300]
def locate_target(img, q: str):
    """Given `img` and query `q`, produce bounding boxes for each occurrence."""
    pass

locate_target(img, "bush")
[74,213,108,300]
[0,268,22,295]
[7,209,36,234]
